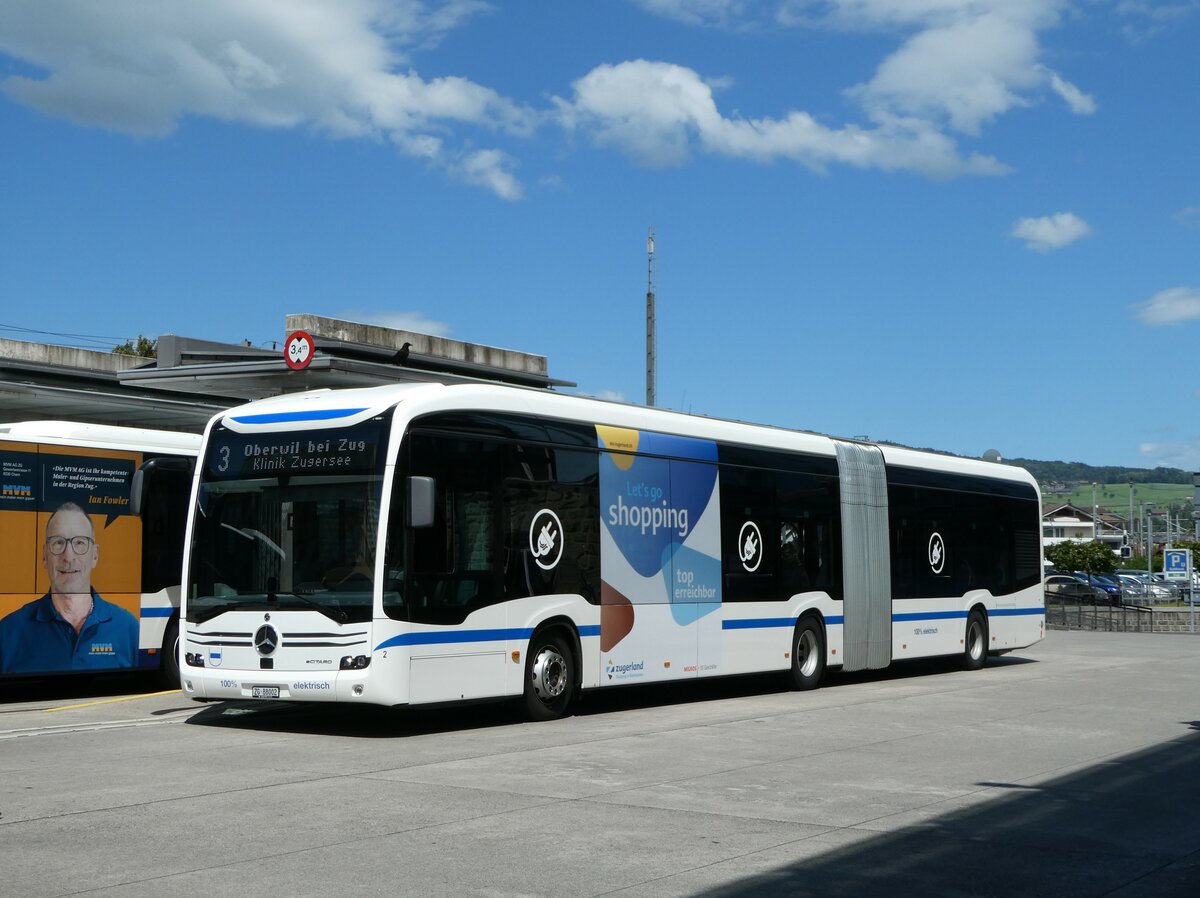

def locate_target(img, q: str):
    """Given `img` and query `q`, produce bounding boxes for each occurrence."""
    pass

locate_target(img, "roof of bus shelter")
[0,340,228,432]
[0,318,574,435]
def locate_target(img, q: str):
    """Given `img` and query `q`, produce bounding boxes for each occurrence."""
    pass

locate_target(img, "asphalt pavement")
[1,630,1199,897]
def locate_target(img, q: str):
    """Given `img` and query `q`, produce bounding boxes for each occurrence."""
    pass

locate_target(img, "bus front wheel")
[789,617,825,691]
[523,630,576,721]
[159,617,181,689]
[962,610,988,671]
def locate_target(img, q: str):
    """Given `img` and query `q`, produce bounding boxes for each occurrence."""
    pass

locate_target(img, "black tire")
[962,609,988,671]
[158,617,181,689]
[788,617,825,691]
[522,629,576,721]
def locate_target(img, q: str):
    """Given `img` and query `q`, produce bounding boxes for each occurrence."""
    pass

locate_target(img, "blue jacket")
[0,590,139,675]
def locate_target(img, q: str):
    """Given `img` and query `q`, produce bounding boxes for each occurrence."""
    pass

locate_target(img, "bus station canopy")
[0,315,573,434]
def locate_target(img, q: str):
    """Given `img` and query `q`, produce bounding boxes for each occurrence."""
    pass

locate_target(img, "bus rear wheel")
[962,610,988,671]
[523,630,576,721]
[789,617,825,691]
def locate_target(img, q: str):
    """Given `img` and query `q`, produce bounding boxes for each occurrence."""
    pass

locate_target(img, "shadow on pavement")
[0,671,160,709]
[179,654,1036,738]
[694,723,1200,898]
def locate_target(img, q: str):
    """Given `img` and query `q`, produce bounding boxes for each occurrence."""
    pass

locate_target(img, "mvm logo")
[3,484,32,498]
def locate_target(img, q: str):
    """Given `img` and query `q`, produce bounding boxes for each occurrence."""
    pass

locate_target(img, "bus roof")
[0,420,201,455]
[211,382,1034,488]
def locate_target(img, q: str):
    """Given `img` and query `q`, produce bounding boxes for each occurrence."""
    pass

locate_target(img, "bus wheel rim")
[531,647,567,701]
[968,621,983,660]
[798,630,818,678]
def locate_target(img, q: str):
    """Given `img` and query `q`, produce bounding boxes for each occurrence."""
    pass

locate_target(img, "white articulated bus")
[178,383,1044,719]
[0,421,199,684]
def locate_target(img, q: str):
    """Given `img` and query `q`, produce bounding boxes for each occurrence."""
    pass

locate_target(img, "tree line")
[1005,458,1190,485]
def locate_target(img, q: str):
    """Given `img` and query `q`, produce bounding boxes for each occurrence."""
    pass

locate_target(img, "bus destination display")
[207,424,385,480]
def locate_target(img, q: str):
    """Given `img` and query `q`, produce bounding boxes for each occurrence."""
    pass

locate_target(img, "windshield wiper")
[191,600,271,624]
[272,592,349,625]
[189,594,349,626]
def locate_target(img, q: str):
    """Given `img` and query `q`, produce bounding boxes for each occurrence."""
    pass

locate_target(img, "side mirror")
[130,457,193,517]
[407,476,436,528]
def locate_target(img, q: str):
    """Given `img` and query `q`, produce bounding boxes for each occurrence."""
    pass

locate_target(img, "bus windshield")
[187,413,392,625]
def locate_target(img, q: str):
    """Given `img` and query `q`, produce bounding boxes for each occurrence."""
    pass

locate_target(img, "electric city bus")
[0,421,200,685]
[178,383,1044,719]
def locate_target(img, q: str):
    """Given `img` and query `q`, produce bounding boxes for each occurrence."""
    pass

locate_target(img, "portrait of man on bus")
[0,501,139,675]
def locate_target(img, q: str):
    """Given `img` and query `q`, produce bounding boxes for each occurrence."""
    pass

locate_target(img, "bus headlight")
[340,655,370,670]
[185,652,205,668]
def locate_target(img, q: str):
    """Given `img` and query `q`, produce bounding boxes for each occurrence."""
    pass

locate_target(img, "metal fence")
[1044,594,1157,632]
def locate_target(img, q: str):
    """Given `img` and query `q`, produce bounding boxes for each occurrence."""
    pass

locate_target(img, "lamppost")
[1092,482,1098,545]
[1145,503,1154,575]
[1128,480,1136,547]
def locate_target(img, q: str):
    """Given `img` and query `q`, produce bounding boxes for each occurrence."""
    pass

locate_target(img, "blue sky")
[1,1,1197,469]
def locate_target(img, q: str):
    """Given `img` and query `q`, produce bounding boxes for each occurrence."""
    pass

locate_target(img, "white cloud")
[1117,1,1200,43]
[0,0,1100,190]
[557,59,1007,178]
[1047,70,1096,116]
[632,0,749,28]
[1010,212,1092,252]
[578,389,628,402]
[574,1,1092,176]
[848,12,1045,136]
[1174,205,1200,228]
[336,309,452,336]
[0,0,535,199]
[451,148,522,200]
[1139,440,1200,470]
[1131,287,1200,327]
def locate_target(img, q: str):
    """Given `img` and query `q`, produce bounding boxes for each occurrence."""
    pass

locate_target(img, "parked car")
[1149,574,1184,598]
[1093,573,1129,602]
[1071,572,1123,603]
[1115,574,1173,601]
[1045,574,1112,604]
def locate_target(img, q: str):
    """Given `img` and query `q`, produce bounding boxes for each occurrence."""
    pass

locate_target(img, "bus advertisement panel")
[597,425,722,684]
[0,441,148,676]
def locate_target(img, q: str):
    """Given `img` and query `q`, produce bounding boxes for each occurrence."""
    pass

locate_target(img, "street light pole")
[1145,503,1153,576]
[1092,482,1098,544]
[1128,480,1135,548]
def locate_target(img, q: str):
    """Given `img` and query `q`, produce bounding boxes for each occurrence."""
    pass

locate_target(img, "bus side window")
[141,461,193,594]
[405,434,500,625]
[778,472,841,600]
[721,465,779,602]
[500,443,600,603]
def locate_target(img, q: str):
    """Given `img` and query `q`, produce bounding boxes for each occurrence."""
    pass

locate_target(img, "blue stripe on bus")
[139,607,174,618]
[376,624,601,652]
[893,607,1043,622]
[375,627,534,651]
[722,615,845,630]
[723,617,794,630]
[893,610,970,622]
[373,607,1042,651]
[229,408,368,425]
[722,609,1040,630]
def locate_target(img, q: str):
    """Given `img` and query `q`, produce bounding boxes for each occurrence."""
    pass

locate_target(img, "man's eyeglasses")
[46,536,95,556]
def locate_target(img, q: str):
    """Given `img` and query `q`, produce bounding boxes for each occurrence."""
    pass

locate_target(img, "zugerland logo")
[605,659,645,680]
